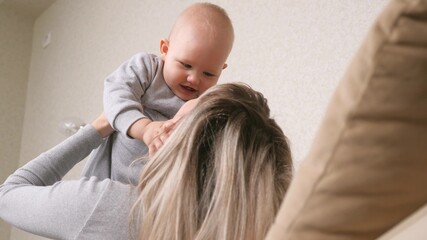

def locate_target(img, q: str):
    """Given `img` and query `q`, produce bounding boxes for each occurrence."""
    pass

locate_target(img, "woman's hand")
[91,112,114,138]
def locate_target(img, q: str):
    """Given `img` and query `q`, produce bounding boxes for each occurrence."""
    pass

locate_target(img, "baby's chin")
[174,88,198,101]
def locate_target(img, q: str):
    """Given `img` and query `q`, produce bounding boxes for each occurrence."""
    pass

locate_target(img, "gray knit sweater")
[82,52,184,185]
[0,125,139,240]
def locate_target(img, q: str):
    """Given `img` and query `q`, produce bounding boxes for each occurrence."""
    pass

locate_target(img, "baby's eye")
[203,72,215,77]
[180,62,192,69]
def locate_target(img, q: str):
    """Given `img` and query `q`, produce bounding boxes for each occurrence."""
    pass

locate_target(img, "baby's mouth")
[181,85,196,92]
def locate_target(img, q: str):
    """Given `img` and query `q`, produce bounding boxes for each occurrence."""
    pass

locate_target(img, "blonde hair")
[131,83,293,240]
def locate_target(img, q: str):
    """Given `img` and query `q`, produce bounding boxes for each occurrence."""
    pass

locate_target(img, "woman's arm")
[0,116,126,239]
[2,125,103,187]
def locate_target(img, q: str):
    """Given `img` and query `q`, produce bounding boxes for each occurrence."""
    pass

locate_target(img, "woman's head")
[132,83,293,240]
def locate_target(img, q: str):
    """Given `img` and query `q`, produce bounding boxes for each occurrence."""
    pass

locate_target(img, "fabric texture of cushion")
[266,0,427,239]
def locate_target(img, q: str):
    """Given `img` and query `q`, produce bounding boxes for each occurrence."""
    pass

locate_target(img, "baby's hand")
[144,99,198,157]
[148,119,177,157]
[141,121,164,145]
[147,99,198,157]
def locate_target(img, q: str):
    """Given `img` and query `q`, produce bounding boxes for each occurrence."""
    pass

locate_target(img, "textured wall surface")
[0,6,33,240]
[6,0,388,239]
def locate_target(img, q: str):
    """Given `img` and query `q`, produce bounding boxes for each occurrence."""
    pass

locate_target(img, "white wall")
[7,0,388,239]
[0,5,34,240]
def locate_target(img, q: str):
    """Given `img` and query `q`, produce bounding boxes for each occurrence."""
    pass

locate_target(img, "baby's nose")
[187,73,200,85]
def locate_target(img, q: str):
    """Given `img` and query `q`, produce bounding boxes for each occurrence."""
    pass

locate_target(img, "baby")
[81,3,234,185]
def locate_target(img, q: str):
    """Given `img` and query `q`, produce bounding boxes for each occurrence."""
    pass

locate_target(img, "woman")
[0,83,293,240]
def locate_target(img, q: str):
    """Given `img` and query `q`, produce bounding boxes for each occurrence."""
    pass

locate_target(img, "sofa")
[265,0,427,239]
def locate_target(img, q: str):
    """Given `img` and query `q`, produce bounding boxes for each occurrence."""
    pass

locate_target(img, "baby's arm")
[103,53,156,137]
[127,118,164,145]
[126,87,198,146]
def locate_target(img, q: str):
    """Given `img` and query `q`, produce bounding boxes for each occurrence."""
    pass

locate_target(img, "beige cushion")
[266,0,427,239]
[378,203,427,239]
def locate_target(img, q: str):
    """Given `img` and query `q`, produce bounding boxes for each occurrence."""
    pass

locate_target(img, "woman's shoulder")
[73,177,139,239]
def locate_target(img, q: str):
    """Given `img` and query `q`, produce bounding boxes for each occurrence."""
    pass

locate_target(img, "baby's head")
[160,3,234,101]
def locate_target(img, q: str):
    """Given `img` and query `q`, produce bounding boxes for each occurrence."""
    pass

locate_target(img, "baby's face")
[160,24,231,101]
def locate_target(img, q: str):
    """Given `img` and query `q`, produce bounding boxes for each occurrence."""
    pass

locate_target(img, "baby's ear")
[159,39,169,60]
